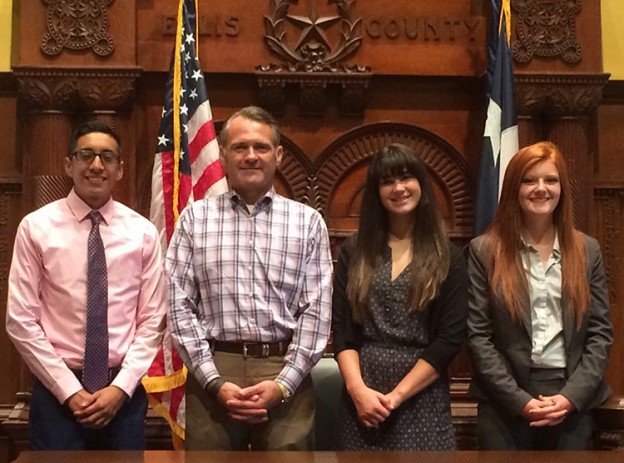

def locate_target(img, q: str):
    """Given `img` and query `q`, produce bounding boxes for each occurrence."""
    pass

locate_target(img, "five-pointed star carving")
[286,1,341,51]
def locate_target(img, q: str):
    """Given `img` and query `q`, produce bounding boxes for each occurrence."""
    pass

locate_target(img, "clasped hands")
[522,394,574,427]
[349,384,403,429]
[66,386,128,429]
[216,380,283,424]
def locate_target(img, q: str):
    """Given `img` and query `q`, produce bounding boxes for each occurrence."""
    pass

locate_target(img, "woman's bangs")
[376,149,420,180]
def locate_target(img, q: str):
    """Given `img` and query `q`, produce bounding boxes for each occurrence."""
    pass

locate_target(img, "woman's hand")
[348,383,393,428]
[522,394,574,426]
[384,389,406,411]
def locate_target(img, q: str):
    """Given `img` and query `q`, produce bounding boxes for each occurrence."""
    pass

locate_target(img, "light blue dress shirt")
[521,235,566,369]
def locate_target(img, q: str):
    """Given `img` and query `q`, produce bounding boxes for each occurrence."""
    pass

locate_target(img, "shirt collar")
[520,233,561,259]
[228,187,275,213]
[67,188,115,225]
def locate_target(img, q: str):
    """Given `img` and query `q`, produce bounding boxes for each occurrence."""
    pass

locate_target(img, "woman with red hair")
[467,141,613,449]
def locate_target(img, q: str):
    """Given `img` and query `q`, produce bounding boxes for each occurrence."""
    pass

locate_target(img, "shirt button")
[248,293,253,298]
[248,240,253,245]
[248,265,252,271]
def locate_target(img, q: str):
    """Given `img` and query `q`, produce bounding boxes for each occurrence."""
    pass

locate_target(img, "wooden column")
[516,74,609,231]
[516,72,623,448]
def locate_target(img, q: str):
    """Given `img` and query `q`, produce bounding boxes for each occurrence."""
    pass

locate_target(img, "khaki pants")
[185,351,316,450]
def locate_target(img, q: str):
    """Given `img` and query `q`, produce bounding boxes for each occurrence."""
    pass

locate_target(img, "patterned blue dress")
[338,251,456,450]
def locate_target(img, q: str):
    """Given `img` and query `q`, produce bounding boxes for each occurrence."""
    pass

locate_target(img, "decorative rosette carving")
[41,0,115,56]
[512,0,582,64]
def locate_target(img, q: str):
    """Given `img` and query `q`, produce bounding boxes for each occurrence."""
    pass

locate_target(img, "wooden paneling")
[595,82,624,395]
[0,73,22,406]
[136,1,488,75]
[1,0,624,458]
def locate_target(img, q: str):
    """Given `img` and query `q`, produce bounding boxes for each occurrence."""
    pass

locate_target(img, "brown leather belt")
[211,340,290,358]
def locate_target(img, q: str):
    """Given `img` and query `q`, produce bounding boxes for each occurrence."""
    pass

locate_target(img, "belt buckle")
[261,343,270,357]
[243,343,249,359]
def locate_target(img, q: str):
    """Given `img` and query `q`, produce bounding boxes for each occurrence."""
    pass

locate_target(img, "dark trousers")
[29,379,148,450]
[477,370,594,450]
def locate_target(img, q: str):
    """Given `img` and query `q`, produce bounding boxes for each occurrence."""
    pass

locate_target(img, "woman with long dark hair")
[332,143,468,450]
[467,141,613,449]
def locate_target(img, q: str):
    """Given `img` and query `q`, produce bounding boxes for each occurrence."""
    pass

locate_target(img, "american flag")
[474,0,519,235]
[142,0,227,444]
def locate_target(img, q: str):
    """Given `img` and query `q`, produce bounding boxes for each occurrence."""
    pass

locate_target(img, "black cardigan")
[331,234,468,374]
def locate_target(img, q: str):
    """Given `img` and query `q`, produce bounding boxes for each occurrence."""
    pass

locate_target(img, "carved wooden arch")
[313,122,474,238]
[273,135,314,203]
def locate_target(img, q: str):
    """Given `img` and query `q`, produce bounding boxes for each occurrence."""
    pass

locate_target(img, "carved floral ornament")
[14,67,141,111]
[512,0,582,64]
[41,0,115,56]
[515,74,609,117]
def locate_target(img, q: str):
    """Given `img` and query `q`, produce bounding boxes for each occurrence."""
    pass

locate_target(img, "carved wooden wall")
[1,0,623,457]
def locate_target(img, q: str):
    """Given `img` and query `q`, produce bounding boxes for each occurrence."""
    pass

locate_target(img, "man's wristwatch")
[275,381,291,403]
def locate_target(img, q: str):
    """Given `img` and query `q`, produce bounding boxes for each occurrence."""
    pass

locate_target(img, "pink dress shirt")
[6,189,167,404]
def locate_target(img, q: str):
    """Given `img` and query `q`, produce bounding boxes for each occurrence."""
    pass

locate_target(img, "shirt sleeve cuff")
[111,369,140,398]
[194,360,220,389]
[53,373,86,404]
[275,364,304,394]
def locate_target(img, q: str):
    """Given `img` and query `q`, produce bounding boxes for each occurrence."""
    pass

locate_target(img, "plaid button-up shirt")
[166,188,333,392]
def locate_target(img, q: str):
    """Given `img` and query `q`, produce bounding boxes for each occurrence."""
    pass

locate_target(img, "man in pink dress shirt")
[6,121,167,450]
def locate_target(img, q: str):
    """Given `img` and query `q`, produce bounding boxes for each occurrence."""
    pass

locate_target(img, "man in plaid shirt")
[166,106,333,450]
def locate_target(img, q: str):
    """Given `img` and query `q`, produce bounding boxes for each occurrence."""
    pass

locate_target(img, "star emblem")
[189,88,198,100]
[157,134,169,146]
[286,0,341,51]
[191,69,203,81]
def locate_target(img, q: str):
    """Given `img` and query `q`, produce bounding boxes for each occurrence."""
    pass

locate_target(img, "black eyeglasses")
[72,148,121,164]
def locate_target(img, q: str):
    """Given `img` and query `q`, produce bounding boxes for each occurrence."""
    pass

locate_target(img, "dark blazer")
[466,233,613,416]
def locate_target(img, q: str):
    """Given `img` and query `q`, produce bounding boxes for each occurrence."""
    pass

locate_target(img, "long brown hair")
[347,143,450,322]
[485,141,589,326]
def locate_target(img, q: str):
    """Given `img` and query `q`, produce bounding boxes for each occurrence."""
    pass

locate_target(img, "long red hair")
[484,141,589,326]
